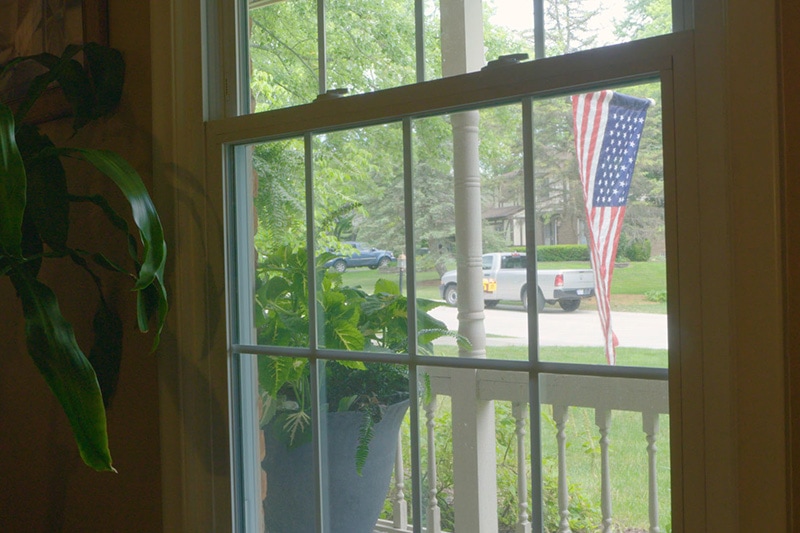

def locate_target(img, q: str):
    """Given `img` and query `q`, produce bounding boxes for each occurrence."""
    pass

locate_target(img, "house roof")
[483,205,524,220]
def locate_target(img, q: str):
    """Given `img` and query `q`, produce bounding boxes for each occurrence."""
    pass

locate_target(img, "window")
[152,0,789,529]
[209,0,688,528]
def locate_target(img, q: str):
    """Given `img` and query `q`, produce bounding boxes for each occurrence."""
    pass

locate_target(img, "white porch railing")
[374,369,669,533]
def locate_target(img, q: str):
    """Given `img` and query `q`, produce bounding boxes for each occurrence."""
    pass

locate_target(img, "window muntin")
[244,0,678,114]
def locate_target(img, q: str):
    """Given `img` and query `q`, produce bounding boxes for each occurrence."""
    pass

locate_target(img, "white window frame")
[149,0,786,531]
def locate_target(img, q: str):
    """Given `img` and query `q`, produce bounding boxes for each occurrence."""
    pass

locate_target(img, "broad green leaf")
[416,306,448,332]
[20,211,43,278]
[85,250,133,276]
[333,360,367,370]
[325,320,365,351]
[52,148,168,343]
[88,301,123,407]
[259,356,301,397]
[40,53,94,130]
[69,193,131,234]
[10,269,114,472]
[136,275,168,348]
[12,46,83,125]
[84,43,125,119]
[15,125,69,250]
[373,278,400,296]
[69,194,141,269]
[0,104,26,256]
[58,148,166,290]
[414,297,443,313]
[337,395,358,412]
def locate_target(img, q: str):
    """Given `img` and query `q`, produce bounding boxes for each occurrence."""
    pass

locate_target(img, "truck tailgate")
[563,269,595,291]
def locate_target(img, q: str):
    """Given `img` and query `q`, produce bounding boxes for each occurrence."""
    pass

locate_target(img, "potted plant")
[1,44,167,472]
[255,245,461,532]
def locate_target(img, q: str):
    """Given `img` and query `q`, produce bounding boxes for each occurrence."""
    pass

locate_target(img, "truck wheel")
[444,284,458,306]
[378,256,391,268]
[559,299,581,312]
[522,287,543,312]
[484,300,499,309]
[332,259,347,273]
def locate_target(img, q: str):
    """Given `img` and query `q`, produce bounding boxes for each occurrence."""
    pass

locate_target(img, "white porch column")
[441,2,497,532]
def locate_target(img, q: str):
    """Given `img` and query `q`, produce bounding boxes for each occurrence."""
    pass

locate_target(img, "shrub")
[645,289,667,303]
[390,400,601,533]
[618,235,652,262]
[627,239,652,262]
[537,244,591,262]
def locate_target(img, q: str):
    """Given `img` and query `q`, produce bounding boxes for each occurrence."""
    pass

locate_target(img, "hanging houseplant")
[1,43,167,472]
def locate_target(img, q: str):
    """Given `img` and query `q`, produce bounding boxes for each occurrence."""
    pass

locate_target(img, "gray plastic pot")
[262,400,409,533]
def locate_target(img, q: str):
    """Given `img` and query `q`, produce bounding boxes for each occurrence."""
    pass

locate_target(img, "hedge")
[535,244,591,262]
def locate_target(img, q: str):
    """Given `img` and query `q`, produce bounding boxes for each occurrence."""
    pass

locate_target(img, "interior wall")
[0,1,162,531]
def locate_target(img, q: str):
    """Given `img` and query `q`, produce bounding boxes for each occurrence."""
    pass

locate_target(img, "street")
[428,304,668,349]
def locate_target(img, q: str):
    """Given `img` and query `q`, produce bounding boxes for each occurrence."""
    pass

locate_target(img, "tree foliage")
[248,0,669,260]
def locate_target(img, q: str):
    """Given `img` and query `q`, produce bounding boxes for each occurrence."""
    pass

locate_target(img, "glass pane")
[248,137,310,348]
[327,0,417,94]
[248,0,320,112]
[320,361,412,531]
[260,358,411,532]
[419,368,534,532]
[534,81,667,367]
[259,355,319,531]
[311,123,408,351]
[484,0,536,62]
[424,0,674,81]
[414,105,530,361]
[540,373,671,531]
[409,114,456,355]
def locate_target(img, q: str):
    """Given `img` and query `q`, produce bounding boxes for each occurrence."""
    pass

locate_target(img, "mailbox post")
[398,253,407,295]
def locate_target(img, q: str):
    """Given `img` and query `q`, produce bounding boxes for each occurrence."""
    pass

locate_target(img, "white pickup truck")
[439,252,595,312]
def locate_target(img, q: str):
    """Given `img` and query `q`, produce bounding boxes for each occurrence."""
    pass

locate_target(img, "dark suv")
[324,241,395,272]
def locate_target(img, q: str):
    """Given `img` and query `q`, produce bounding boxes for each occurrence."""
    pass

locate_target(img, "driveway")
[428,304,668,350]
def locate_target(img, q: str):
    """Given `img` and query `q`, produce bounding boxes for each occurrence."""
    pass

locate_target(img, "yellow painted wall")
[0,1,162,531]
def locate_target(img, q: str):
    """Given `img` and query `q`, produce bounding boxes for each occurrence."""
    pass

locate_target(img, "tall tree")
[614,0,672,41]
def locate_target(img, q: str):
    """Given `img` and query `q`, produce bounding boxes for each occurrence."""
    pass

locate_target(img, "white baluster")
[512,403,531,533]
[426,396,442,533]
[553,404,572,533]
[643,412,661,533]
[595,409,613,533]
[392,432,408,529]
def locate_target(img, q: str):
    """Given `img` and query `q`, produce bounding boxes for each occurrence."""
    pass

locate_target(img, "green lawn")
[533,260,667,295]
[434,344,668,368]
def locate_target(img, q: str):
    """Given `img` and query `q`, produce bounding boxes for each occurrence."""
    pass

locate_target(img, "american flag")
[572,91,651,365]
